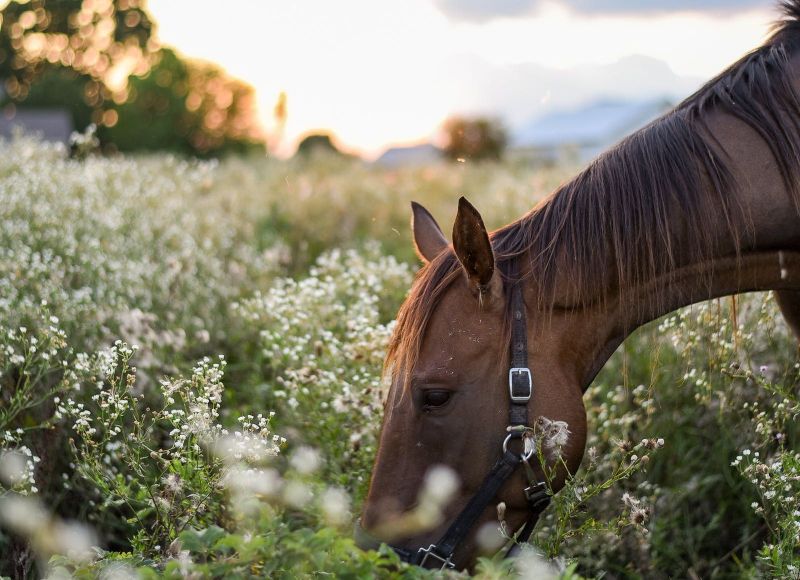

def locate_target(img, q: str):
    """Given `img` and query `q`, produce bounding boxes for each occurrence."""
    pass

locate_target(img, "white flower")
[162,473,183,494]
[283,481,313,508]
[536,417,571,455]
[320,487,351,525]
[419,464,459,510]
[289,446,321,475]
[513,545,560,580]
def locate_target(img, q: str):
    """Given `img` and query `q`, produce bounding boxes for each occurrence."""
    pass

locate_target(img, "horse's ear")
[452,196,497,295]
[411,201,448,263]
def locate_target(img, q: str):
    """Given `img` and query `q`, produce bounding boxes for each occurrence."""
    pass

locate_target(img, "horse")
[358,1,800,571]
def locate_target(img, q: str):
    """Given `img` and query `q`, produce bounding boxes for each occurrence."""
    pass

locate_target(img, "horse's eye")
[422,389,452,409]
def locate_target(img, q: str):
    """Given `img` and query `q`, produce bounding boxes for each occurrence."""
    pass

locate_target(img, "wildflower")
[0,494,97,561]
[642,437,664,450]
[0,448,39,494]
[630,506,649,526]
[420,465,459,508]
[0,450,26,487]
[283,481,313,508]
[536,417,570,455]
[162,473,183,495]
[320,487,351,525]
[476,521,506,551]
[496,501,506,522]
[223,466,282,499]
[289,446,321,475]
[513,545,560,580]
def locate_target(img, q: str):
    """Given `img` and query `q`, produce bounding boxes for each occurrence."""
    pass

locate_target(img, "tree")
[0,0,154,111]
[295,132,343,157]
[13,65,96,130]
[107,48,264,156]
[441,116,508,162]
[1,2,265,156]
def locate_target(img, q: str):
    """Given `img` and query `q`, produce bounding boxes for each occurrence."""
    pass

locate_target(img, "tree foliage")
[295,132,344,157]
[441,116,508,162]
[0,0,265,156]
[108,48,264,156]
[0,0,153,105]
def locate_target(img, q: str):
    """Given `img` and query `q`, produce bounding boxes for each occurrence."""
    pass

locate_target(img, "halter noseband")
[356,274,550,569]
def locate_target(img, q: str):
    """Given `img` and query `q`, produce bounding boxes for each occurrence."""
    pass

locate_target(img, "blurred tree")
[0,1,266,156]
[15,65,96,129]
[295,132,344,157]
[107,48,265,156]
[0,0,155,116]
[441,116,508,162]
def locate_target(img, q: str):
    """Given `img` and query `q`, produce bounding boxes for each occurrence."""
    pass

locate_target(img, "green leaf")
[179,525,228,553]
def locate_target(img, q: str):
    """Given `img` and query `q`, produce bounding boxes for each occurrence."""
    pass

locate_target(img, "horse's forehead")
[417,284,504,372]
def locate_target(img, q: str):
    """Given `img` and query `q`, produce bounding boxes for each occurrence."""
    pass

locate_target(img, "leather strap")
[509,281,531,427]
[417,450,522,564]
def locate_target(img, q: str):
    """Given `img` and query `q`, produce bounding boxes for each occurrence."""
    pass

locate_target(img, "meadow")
[1,136,800,579]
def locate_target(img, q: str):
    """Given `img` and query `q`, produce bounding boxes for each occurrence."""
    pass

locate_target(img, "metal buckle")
[417,544,455,569]
[508,367,532,402]
[524,480,547,503]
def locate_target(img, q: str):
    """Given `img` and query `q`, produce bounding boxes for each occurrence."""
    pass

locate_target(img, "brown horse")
[360,1,800,571]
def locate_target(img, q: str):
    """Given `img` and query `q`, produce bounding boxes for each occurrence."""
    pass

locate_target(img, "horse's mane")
[386,1,800,381]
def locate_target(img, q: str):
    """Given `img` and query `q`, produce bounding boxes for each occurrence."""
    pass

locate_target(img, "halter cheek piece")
[356,275,551,569]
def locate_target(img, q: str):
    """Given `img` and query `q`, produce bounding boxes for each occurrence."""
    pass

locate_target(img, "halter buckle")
[508,367,532,402]
[524,480,548,503]
[417,544,455,569]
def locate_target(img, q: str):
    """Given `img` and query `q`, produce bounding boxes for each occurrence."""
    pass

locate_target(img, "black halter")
[356,275,550,569]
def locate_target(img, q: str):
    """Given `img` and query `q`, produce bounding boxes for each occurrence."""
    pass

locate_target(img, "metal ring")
[502,433,535,461]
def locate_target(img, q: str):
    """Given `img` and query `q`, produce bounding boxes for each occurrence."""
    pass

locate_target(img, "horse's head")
[359,198,590,569]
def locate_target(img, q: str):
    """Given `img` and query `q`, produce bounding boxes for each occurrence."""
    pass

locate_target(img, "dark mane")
[386,1,800,380]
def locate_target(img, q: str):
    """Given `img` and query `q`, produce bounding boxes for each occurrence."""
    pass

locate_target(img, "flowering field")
[1,137,800,579]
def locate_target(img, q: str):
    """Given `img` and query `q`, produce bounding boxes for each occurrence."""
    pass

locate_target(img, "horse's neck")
[578,87,800,388]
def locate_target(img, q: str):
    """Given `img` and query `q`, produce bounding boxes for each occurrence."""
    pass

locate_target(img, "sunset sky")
[148,0,775,158]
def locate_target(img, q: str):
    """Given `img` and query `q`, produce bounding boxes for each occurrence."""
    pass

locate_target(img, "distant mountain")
[375,143,442,167]
[512,97,673,162]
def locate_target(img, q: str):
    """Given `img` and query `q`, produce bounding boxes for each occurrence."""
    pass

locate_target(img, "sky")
[148,0,776,158]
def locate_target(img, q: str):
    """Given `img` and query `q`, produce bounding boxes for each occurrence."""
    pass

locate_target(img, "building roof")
[375,143,441,167]
[0,108,73,144]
